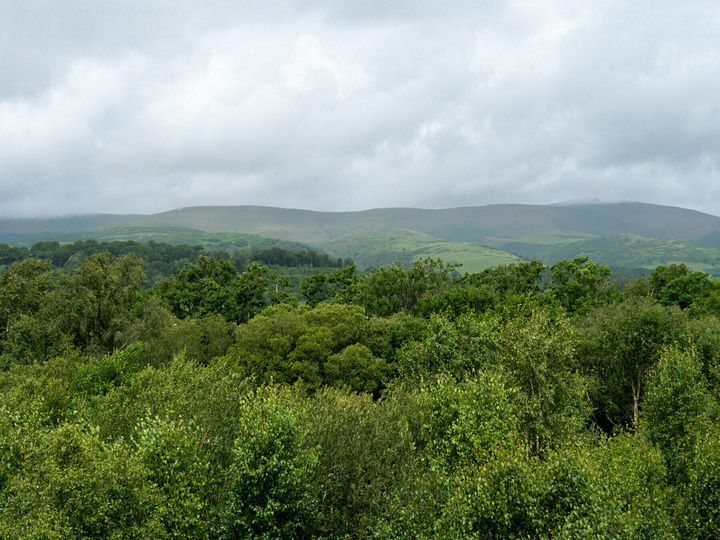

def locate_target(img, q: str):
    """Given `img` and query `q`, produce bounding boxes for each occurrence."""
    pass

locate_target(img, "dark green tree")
[62,252,147,354]
[575,298,689,434]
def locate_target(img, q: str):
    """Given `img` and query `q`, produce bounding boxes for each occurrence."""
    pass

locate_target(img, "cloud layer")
[2,0,720,217]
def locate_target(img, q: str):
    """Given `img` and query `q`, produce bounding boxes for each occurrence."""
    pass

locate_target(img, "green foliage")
[628,263,715,312]
[122,296,235,366]
[498,309,589,455]
[0,258,56,333]
[86,356,249,467]
[224,386,318,540]
[2,254,720,538]
[69,344,143,398]
[648,263,692,297]
[62,252,147,354]
[307,388,420,538]
[395,313,501,382]
[399,372,517,468]
[0,423,165,539]
[233,262,274,322]
[324,343,389,395]
[134,415,211,538]
[417,283,498,317]
[152,255,241,321]
[353,258,459,317]
[0,252,147,367]
[363,312,429,365]
[683,419,720,538]
[464,260,545,298]
[153,256,294,323]
[549,257,620,314]
[229,303,387,393]
[0,402,44,496]
[643,345,713,482]
[575,298,690,434]
[437,434,675,540]
[300,265,357,306]
[0,259,66,369]
[0,313,71,370]
[658,271,711,310]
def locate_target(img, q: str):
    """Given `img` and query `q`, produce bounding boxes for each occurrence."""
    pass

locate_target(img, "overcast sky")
[1,0,720,218]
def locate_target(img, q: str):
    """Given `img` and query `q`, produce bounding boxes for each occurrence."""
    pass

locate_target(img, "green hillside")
[5,203,720,273]
[17,223,320,253]
[320,229,519,272]
[133,203,720,245]
[508,234,720,276]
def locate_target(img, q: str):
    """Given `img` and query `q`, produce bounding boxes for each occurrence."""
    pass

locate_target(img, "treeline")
[1,254,720,537]
[0,239,348,286]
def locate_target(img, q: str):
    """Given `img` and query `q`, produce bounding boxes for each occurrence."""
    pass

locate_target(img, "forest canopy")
[1,246,720,538]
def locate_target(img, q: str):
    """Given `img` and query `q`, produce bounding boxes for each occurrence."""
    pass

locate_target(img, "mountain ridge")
[4,202,720,274]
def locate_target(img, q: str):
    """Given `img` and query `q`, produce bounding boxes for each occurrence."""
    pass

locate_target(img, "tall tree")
[576,298,689,434]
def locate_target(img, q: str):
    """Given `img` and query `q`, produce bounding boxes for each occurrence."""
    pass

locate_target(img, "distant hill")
[0,214,139,244]
[517,234,720,273]
[320,229,519,272]
[18,223,321,253]
[4,202,720,274]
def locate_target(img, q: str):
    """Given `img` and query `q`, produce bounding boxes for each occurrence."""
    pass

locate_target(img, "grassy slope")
[137,205,565,244]
[17,223,320,253]
[6,203,720,245]
[517,234,720,275]
[320,229,519,272]
[5,203,720,273]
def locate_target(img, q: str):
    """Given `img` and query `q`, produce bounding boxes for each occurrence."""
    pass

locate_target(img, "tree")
[465,260,545,298]
[658,271,711,310]
[575,298,689,435]
[153,255,240,321]
[643,346,713,483]
[324,343,388,396]
[683,419,720,538]
[549,257,619,314]
[648,263,690,298]
[300,265,357,307]
[498,309,589,456]
[225,387,318,540]
[0,258,56,334]
[395,313,501,382]
[0,422,164,538]
[62,252,147,354]
[228,303,383,393]
[354,258,459,317]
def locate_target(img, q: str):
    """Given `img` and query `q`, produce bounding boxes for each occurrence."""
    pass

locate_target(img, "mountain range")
[4,202,720,275]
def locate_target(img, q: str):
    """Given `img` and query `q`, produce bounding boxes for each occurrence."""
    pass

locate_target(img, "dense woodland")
[1,242,720,538]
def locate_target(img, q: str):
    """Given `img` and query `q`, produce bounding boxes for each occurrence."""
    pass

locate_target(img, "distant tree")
[498,308,589,456]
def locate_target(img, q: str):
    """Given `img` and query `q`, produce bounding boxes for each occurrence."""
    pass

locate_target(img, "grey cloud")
[1,1,720,217]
